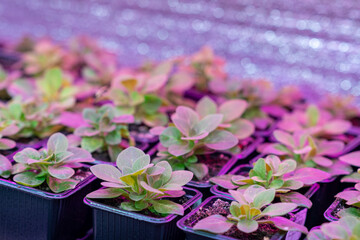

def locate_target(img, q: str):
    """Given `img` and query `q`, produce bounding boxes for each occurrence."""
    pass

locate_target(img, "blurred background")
[0,0,359,102]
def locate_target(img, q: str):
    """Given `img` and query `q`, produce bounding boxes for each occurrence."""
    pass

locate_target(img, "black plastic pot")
[323,187,357,222]
[0,165,97,240]
[84,187,202,240]
[177,195,306,240]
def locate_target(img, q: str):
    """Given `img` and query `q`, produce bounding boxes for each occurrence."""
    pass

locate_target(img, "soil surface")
[184,198,280,240]
[94,194,191,218]
[197,152,231,182]
[129,124,158,143]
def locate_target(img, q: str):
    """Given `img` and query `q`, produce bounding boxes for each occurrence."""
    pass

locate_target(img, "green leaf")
[105,130,122,145]
[121,201,139,211]
[236,219,259,233]
[186,155,198,164]
[40,68,63,94]
[47,133,68,155]
[168,141,194,157]
[203,130,238,150]
[253,158,267,180]
[150,199,184,215]
[13,172,45,187]
[134,201,149,211]
[269,179,284,189]
[142,94,162,114]
[47,176,78,193]
[48,166,75,179]
[261,203,297,216]
[129,192,146,201]
[159,127,182,147]
[306,105,319,127]
[86,188,123,199]
[253,188,275,209]
[81,137,104,153]
[186,163,208,180]
[195,96,217,118]
[82,108,98,123]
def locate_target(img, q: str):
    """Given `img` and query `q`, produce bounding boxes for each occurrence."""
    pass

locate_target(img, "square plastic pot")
[177,195,306,240]
[324,187,356,222]
[0,165,97,240]
[84,187,202,240]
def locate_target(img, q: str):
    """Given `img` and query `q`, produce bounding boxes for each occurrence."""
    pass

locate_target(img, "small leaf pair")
[193,186,308,234]
[87,147,193,215]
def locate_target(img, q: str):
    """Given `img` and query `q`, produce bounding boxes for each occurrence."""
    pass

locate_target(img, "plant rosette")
[103,62,171,128]
[277,105,352,140]
[150,105,239,182]
[84,147,202,240]
[258,130,353,178]
[74,104,136,162]
[177,186,308,240]
[307,215,360,240]
[0,132,97,240]
[210,155,329,209]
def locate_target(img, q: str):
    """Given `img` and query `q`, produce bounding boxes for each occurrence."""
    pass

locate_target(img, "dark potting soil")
[92,151,112,162]
[184,199,279,240]
[94,194,191,218]
[197,152,231,182]
[129,124,158,143]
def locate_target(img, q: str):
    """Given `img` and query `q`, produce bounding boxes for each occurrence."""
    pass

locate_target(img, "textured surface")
[0,0,359,102]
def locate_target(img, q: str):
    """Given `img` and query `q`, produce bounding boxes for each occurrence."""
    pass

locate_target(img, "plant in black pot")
[210,155,330,209]
[74,104,139,163]
[178,186,308,240]
[0,132,96,240]
[84,146,202,240]
[150,104,239,185]
[307,215,360,240]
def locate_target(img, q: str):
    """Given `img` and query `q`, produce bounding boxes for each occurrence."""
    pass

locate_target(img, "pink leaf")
[339,151,360,167]
[284,168,331,185]
[219,99,248,122]
[193,215,233,234]
[269,216,308,234]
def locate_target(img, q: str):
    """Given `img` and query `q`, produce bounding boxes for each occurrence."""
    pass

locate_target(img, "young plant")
[193,186,308,234]
[0,133,94,193]
[0,98,63,139]
[320,94,360,120]
[211,155,330,208]
[259,130,351,176]
[104,63,171,127]
[210,78,276,130]
[22,39,64,76]
[183,46,227,92]
[307,215,360,240]
[74,105,135,161]
[277,105,352,138]
[152,106,238,180]
[87,147,193,215]
[195,96,255,140]
[35,68,77,111]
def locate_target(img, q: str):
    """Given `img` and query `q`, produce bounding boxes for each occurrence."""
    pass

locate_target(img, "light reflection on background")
[0,0,359,102]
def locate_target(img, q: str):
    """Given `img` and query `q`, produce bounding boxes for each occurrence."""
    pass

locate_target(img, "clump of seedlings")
[211,155,330,208]
[193,186,308,234]
[87,147,193,215]
[0,132,94,193]
[152,105,238,180]
[74,105,135,161]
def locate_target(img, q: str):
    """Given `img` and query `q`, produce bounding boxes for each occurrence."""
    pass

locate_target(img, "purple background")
[0,0,359,103]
